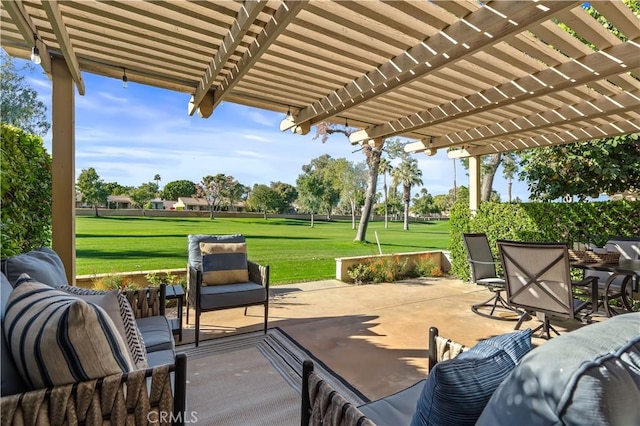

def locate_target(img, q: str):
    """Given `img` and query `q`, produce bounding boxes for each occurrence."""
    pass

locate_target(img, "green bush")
[449,200,640,281]
[1,124,52,257]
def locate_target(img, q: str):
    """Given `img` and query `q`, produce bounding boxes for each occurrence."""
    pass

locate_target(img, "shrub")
[93,274,140,291]
[347,263,374,285]
[449,200,640,281]
[413,255,444,277]
[1,124,52,257]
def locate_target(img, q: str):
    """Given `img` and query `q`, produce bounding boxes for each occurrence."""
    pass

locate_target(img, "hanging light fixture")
[30,34,41,65]
[122,68,128,88]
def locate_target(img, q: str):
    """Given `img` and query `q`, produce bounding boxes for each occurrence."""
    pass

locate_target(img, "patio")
[175,276,595,400]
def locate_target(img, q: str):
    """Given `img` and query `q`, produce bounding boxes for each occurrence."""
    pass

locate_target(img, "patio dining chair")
[185,234,269,346]
[583,237,639,317]
[462,233,524,321]
[498,240,596,339]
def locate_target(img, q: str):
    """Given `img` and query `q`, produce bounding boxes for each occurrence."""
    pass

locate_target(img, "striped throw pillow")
[3,275,135,389]
[200,242,249,285]
[411,329,532,426]
[58,286,148,370]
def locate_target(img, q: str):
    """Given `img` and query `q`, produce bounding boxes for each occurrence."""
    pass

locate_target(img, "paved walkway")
[176,277,593,399]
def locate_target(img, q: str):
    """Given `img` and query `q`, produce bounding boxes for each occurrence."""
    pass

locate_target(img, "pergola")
[1,0,639,283]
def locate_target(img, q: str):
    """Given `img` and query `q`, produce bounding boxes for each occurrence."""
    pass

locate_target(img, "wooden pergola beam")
[361,39,640,145]
[188,0,267,117]
[413,91,640,151]
[283,0,579,132]
[42,0,86,95]
[2,0,51,74]
[209,0,307,114]
[448,118,640,158]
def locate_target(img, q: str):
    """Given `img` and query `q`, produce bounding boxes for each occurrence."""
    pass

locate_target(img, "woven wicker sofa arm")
[1,353,187,426]
[248,261,269,288]
[124,283,166,318]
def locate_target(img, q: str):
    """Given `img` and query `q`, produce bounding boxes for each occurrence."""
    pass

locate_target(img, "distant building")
[174,197,209,211]
[107,195,132,209]
[149,198,165,209]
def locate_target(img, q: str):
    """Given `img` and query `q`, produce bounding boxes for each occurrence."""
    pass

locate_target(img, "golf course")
[76,216,450,284]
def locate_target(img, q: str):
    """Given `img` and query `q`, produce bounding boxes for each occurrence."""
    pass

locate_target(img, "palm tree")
[378,158,393,229]
[392,158,423,230]
[154,174,161,197]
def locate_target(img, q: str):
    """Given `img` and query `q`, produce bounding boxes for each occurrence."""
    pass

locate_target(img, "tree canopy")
[520,135,640,201]
[0,52,50,137]
[162,180,196,201]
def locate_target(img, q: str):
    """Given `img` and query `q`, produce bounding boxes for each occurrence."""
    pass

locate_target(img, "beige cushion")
[200,242,249,285]
[3,275,135,389]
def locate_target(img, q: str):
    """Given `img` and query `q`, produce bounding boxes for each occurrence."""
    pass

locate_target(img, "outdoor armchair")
[498,240,595,339]
[462,233,523,321]
[185,234,269,347]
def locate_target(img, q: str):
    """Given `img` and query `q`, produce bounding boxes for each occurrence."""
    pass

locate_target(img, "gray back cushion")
[1,273,29,395]
[477,313,640,426]
[1,247,68,287]
[187,234,245,270]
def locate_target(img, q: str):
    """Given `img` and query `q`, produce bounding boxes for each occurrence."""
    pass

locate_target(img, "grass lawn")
[76,216,450,284]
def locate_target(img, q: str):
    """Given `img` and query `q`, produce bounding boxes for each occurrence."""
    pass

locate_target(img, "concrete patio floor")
[175,277,596,400]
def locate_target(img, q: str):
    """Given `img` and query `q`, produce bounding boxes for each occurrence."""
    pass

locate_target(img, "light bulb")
[30,46,41,65]
[122,73,128,88]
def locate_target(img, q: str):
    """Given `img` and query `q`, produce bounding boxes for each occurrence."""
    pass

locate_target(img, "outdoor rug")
[179,328,368,425]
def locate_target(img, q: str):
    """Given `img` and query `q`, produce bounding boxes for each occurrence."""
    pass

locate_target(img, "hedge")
[1,124,52,257]
[449,200,640,281]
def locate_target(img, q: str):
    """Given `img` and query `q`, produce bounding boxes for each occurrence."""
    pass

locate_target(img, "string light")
[30,34,41,64]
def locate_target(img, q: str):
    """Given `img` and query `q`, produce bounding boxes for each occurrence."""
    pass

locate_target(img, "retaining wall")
[335,250,451,283]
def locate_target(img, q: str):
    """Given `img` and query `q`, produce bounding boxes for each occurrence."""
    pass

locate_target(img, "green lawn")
[76,216,450,284]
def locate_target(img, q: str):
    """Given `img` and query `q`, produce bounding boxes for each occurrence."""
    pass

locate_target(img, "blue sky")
[20,57,531,201]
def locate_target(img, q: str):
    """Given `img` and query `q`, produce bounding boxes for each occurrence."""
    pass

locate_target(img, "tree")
[411,188,438,218]
[520,136,640,201]
[104,182,131,196]
[153,174,161,195]
[129,183,157,215]
[247,184,279,219]
[195,174,237,219]
[0,52,50,136]
[336,160,367,229]
[392,157,423,230]
[162,180,196,201]
[296,173,324,227]
[378,157,393,229]
[76,168,108,217]
[271,181,298,213]
[502,153,518,202]
[314,123,383,241]
[301,155,341,219]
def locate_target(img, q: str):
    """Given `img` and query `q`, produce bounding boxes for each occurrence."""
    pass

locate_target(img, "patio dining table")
[571,258,640,317]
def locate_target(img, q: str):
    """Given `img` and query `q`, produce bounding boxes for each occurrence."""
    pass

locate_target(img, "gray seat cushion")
[358,379,425,425]
[1,273,29,396]
[136,316,175,353]
[477,312,640,426]
[198,282,266,310]
[1,247,68,287]
[146,349,176,368]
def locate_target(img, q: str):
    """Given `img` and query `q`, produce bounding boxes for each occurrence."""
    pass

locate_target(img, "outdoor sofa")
[303,313,640,425]
[1,247,187,425]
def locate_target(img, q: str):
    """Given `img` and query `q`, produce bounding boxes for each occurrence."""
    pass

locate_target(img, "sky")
[19,57,531,201]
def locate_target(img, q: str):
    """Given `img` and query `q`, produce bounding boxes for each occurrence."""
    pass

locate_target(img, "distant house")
[149,198,165,209]
[174,197,209,211]
[107,195,132,209]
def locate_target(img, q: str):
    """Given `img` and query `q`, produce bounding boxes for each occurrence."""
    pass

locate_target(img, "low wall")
[335,251,451,283]
[76,268,186,289]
